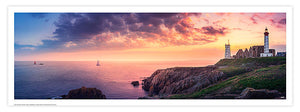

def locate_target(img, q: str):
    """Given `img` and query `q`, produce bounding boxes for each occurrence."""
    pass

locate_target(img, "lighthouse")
[224,40,231,59]
[260,27,273,57]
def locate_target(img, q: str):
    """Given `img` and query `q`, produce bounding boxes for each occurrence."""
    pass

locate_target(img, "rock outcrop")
[62,86,106,99]
[131,81,139,86]
[236,87,284,99]
[142,66,225,96]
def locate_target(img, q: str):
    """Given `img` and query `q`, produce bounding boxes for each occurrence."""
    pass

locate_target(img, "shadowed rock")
[131,81,139,86]
[236,87,283,99]
[62,86,106,99]
[142,66,225,96]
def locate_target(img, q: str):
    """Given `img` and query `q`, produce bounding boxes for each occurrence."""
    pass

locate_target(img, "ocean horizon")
[14,60,215,99]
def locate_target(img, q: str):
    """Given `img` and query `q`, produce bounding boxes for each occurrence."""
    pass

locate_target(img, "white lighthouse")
[225,40,231,59]
[260,27,273,57]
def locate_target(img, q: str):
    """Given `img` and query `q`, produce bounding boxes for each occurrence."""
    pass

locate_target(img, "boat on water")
[96,60,100,66]
[34,61,36,65]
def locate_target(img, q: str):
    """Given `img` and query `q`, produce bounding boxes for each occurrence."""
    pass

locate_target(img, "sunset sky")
[14,13,286,62]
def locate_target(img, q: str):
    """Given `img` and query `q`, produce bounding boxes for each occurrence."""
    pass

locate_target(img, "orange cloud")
[15,13,286,61]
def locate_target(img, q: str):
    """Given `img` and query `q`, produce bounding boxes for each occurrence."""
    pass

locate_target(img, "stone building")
[234,49,244,58]
[269,49,276,57]
[233,46,275,59]
[244,48,250,58]
[249,46,264,57]
[276,52,286,57]
[232,27,276,59]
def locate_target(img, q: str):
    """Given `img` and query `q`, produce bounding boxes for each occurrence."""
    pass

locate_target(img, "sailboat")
[96,60,100,66]
[34,61,36,65]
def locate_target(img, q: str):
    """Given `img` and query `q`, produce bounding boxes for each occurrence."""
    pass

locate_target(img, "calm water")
[14,61,214,99]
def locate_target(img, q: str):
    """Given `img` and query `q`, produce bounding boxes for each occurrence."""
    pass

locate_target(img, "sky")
[14,13,286,62]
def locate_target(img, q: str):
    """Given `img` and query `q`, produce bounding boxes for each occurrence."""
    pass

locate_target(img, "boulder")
[236,87,283,99]
[131,81,139,86]
[62,86,106,99]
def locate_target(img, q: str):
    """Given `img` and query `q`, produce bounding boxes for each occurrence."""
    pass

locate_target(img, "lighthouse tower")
[225,40,231,59]
[260,27,273,57]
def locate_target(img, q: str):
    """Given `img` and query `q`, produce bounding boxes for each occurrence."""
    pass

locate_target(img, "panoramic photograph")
[14,12,286,99]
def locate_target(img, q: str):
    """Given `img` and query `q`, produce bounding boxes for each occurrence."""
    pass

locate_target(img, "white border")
[8,6,293,106]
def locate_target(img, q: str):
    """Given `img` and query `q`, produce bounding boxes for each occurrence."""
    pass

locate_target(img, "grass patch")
[215,57,286,68]
[238,64,286,93]
[238,77,286,92]
[255,67,272,72]
[170,64,286,99]
[217,66,249,77]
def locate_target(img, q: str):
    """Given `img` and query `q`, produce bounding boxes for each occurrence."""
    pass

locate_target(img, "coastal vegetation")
[142,57,286,99]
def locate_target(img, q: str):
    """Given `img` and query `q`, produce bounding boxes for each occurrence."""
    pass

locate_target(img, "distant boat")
[39,63,44,65]
[34,61,36,65]
[96,60,100,66]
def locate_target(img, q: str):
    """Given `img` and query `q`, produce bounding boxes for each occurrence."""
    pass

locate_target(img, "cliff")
[142,66,226,96]
[142,57,286,99]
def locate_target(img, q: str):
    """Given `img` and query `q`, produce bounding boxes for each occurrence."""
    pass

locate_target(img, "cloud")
[278,18,286,25]
[250,15,258,24]
[15,44,36,51]
[212,18,226,25]
[31,13,53,23]
[269,19,276,24]
[231,28,242,30]
[37,13,230,51]
[269,17,286,28]
[52,13,131,43]
[201,26,228,36]
[203,18,209,24]
[248,13,270,25]
[31,13,48,19]
[21,47,35,50]
[64,41,77,48]
[15,43,36,49]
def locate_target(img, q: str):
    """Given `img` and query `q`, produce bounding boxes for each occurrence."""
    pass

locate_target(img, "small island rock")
[62,86,106,99]
[131,81,139,86]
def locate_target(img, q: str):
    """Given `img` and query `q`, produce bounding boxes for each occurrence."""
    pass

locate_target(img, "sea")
[14,60,215,99]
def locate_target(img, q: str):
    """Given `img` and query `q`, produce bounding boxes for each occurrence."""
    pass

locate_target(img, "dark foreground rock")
[236,87,284,99]
[62,86,106,99]
[131,81,139,86]
[142,66,225,96]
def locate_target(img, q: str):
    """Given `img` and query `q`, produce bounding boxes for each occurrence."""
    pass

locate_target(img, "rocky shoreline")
[142,66,226,96]
[52,57,285,99]
[141,57,286,99]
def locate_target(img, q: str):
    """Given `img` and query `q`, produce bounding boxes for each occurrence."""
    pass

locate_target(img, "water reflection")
[14,61,212,99]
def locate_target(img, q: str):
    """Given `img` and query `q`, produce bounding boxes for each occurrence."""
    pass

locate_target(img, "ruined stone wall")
[269,49,276,57]
[234,46,266,59]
